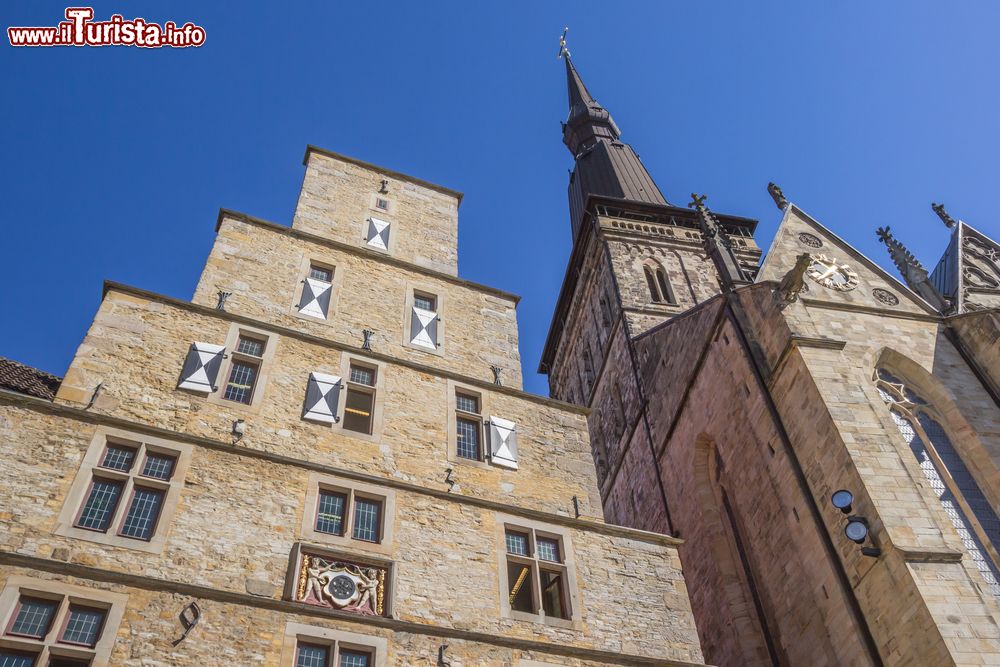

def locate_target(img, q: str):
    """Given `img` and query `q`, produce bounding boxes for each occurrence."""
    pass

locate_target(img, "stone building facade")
[0,145,707,665]
[542,54,1000,666]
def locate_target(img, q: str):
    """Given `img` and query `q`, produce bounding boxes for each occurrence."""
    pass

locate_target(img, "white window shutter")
[177,342,226,393]
[303,372,342,423]
[298,278,332,319]
[410,306,438,349]
[366,217,391,250]
[489,416,518,469]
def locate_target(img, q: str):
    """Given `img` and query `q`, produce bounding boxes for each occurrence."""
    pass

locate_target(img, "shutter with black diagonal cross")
[488,416,519,469]
[177,342,226,393]
[410,305,438,350]
[298,277,333,319]
[302,372,342,423]
[365,217,391,251]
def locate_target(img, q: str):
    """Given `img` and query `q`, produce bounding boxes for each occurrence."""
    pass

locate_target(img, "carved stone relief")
[798,232,823,248]
[872,288,899,306]
[295,552,387,617]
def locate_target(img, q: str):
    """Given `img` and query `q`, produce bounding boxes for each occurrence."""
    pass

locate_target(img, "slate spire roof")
[561,55,668,241]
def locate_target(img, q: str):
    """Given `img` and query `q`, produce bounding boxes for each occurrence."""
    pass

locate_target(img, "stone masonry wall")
[292,150,459,276]
[192,215,523,389]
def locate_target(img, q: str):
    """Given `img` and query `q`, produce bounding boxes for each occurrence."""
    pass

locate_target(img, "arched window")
[875,368,1000,600]
[643,260,677,305]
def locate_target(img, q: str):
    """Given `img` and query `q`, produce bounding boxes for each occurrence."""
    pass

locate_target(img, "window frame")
[401,284,446,357]
[279,622,387,667]
[447,382,490,468]
[496,515,581,628]
[301,473,395,556]
[0,577,128,667]
[203,323,279,412]
[55,427,192,554]
[335,355,385,443]
[290,256,344,325]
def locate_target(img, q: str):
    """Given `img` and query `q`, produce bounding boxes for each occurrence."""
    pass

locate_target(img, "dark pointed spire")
[931,202,957,229]
[689,194,751,292]
[558,43,667,241]
[876,226,950,312]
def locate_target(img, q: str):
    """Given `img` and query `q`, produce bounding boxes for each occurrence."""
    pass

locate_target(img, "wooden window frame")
[0,577,127,667]
[55,427,192,554]
[201,323,279,413]
[335,355,385,443]
[447,381,491,469]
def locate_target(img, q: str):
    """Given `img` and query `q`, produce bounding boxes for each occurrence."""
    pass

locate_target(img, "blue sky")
[2,1,998,396]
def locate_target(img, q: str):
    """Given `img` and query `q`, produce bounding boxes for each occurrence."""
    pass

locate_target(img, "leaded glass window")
[456,418,481,460]
[76,478,123,532]
[296,643,330,667]
[236,336,265,357]
[413,294,435,312]
[119,487,164,540]
[8,598,57,638]
[349,365,375,386]
[505,530,529,556]
[352,498,381,542]
[339,649,370,667]
[309,265,333,282]
[536,537,561,563]
[60,605,106,646]
[224,360,258,404]
[140,453,175,481]
[0,651,37,667]
[99,444,136,472]
[316,491,347,535]
[875,368,1000,601]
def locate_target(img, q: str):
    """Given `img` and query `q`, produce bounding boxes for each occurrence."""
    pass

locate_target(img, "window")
[281,623,385,667]
[455,392,482,461]
[56,428,191,554]
[875,368,1000,601]
[298,263,335,320]
[224,335,266,404]
[500,522,576,623]
[642,260,676,304]
[408,291,439,351]
[374,198,389,212]
[303,474,395,554]
[72,441,175,543]
[309,265,333,282]
[0,577,127,667]
[342,363,376,434]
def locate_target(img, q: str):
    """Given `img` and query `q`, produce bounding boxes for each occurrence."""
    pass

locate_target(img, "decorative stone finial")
[687,193,749,291]
[490,365,503,386]
[768,182,788,210]
[931,202,957,229]
[379,179,389,194]
[876,226,950,312]
[362,329,375,351]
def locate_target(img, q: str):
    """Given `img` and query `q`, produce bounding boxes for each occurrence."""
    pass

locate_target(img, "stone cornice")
[799,298,942,323]
[0,388,679,548]
[214,209,519,305]
[100,280,581,415]
[0,551,705,667]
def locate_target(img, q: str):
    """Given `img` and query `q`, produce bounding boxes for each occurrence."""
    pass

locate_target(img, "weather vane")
[558,27,570,59]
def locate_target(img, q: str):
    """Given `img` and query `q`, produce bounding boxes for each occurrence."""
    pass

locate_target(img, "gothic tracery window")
[875,368,1000,600]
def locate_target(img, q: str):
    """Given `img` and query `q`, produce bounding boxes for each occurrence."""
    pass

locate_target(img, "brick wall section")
[291,150,460,276]
[192,215,523,389]
[0,405,702,662]
[53,290,596,517]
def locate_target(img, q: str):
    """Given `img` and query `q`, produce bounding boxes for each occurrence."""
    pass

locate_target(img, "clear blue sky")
[2,1,998,396]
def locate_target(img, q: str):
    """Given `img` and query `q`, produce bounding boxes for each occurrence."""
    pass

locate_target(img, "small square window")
[309,265,333,282]
[99,444,136,472]
[537,537,561,563]
[374,198,389,211]
[349,365,375,387]
[413,294,436,312]
[7,597,58,639]
[59,605,106,647]
[140,453,175,481]
[236,335,266,357]
[456,393,479,414]
[505,530,529,556]
[352,498,382,543]
[316,491,347,536]
[296,642,331,667]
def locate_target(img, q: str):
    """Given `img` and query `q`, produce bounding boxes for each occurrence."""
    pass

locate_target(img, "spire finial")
[767,182,788,211]
[687,193,749,291]
[688,193,708,209]
[558,27,570,59]
[876,226,950,312]
[931,202,957,229]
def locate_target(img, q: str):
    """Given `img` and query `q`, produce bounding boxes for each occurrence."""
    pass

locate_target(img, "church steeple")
[560,52,668,241]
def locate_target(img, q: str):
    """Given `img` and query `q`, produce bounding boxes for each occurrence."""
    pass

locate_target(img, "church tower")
[543,47,1000,667]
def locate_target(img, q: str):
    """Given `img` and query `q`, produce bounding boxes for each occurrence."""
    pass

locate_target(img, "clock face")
[807,254,859,291]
